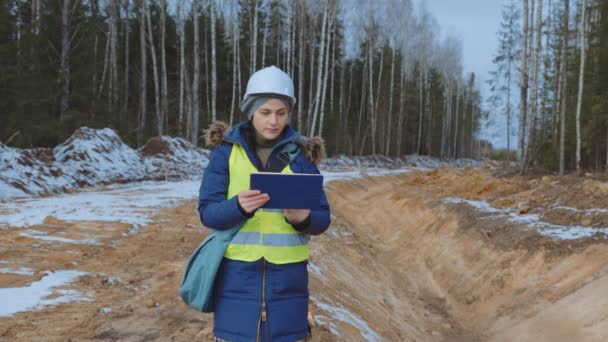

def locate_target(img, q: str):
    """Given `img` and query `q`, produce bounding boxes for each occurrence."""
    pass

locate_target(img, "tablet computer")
[250,172,323,209]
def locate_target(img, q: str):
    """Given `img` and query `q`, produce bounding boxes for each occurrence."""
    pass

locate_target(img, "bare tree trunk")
[185,62,192,141]
[417,63,423,154]
[160,0,169,133]
[344,63,354,153]
[329,19,336,115]
[138,0,147,146]
[177,0,185,135]
[453,84,460,159]
[97,33,110,105]
[357,59,368,144]
[368,38,376,154]
[575,0,587,174]
[307,36,315,132]
[523,0,543,172]
[261,1,270,68]
[122,0,130,128]
[237,34,242,117]
[286,3,292,76]
[229,3,238,126]
[385,47,396,155]
[290,5,296,77]
[31,0,36,34]
[559,0,570,175]
[397,63,405,157]
[16,2,21,62]
[309,5,328,137]
[251,0,259,73]
[210,2,217,122]
[91,34,98,118]
[32,0,41,35]
[441,79,449,158]
[337,61,345,154]
[297,1,304,132]
[550,0,560,145]
[60,0,71,121]
[506,54,512,152]
[192,0,200,145]
[319,13,333,137]
[145,0,162,136]
[519,0,529,165]
[109,0,118,116]
[276,16,281,68]
[373,48,383,154]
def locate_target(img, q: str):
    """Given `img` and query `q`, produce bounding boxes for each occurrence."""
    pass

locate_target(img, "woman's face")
[251,99,289,141]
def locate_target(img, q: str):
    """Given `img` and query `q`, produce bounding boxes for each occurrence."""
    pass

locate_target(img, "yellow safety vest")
[224,144,309,264]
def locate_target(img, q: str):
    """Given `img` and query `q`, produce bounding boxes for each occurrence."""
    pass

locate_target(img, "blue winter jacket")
[198,121,331,341]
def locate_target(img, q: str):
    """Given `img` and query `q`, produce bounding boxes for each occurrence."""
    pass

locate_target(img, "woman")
[198,66,331,342]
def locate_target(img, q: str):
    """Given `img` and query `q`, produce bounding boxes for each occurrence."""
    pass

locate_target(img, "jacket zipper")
[256,258,268,342]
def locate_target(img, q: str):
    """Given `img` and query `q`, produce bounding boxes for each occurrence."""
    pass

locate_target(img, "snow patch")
[550,205,608,215]
[19,229,101,245]
[310,296,378,341]
[307,260,323,278]
[444,197,608,240]
[0,267,36,275]
[0,270,92,317]
[0,180,199,228]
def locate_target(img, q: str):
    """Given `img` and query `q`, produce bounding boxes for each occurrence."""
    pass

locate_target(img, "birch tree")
[519,0,529,163]
[522,0,543,173]
[210,1,217,122]
[138,0,147,146]
[122,0,130,125]
[309,4,328,137]
[297,0,304,132]
[318,7,334,137]
[160,0,169,131]
[575,0,588,174]
[251,0,259,72]
[60,0,71,121]
[177,0,185,135]
[144,0,162,135]
[229,2,240,125]
[192,0,200,145]
[559,0,570,175]
[109,0,119,115]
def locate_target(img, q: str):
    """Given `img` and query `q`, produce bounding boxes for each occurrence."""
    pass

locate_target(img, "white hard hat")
[241,66,296,112]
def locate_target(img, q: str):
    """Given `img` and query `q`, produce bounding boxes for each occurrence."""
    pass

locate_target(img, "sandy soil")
[1,166,608,341]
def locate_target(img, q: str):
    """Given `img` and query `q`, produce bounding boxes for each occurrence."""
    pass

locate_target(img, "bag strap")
[266,142,300,172]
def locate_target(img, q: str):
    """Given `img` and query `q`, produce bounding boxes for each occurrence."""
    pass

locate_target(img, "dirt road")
[1,167,608,341]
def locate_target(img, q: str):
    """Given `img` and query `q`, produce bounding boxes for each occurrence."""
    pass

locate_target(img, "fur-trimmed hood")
[204,121,326,165]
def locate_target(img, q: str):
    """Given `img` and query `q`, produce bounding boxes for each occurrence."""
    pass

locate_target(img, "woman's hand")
[284,209,310,224]
[238,190,269,213]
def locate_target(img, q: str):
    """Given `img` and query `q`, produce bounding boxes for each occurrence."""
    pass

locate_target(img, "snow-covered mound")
[139,136,210,180]
[54,127,147,187]
[321,154,485,171]
[0,144,71,199]
[1,126,485,201]
[0,127,210,201]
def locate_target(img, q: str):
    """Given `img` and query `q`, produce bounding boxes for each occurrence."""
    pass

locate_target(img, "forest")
[488,0,608,173]
[1,0,607,174]
[0,0,483,161]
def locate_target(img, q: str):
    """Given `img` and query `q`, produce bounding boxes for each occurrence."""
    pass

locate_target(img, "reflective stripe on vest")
[224,144,309,264]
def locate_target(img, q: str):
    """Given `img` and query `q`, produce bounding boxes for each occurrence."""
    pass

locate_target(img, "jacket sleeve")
[290,154,331,235]
[198,144,251,230]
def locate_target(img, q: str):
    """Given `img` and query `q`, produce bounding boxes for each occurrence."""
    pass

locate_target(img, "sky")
[421,0,512,149]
